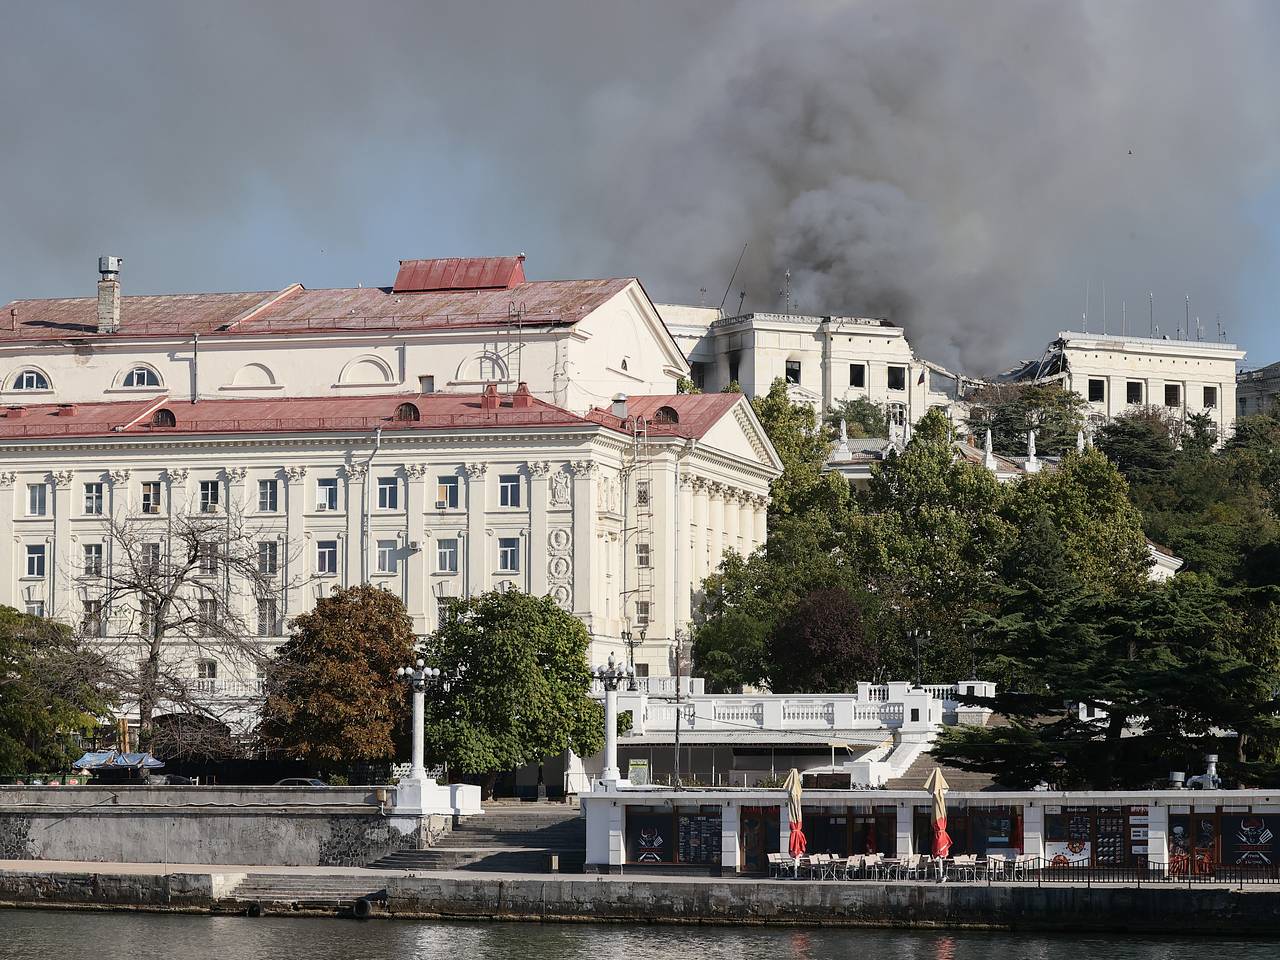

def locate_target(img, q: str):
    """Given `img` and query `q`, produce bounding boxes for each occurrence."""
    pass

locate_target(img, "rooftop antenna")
[1102,282,1107,335]
[718,243,748,313]
[1083,280,1090,333]
[1183,295,1190,341]
[737,290,746,315]
[780,269,792,314]
[1122,300,1127,336]
[1148,291,1154,337]
[698,286,707,307]
[1217,313,1224,341]
[1196,315,1203,341]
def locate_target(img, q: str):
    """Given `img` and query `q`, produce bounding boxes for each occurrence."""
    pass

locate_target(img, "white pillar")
[464,463,487,598]
[410,681,426,781]
[692,478,709,584]
[602,686,620,783]
[570,460,597,626]
[283,466,307,622]
[737,493,754,554]
[405,464,429,633]
[753,496,768,546]
[707,483,724,570]
[895,802,914,858]
[721,803,741,873]
[343,463,367,584]
[52,469,74,619]
[677,474,694,625]
[1022,803,1045,860]
[529,461,550,597]
[0,472,14,608]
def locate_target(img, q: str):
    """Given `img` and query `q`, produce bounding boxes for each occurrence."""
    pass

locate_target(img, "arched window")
[394,402,420,422]
[153,408,176,428]
[12,369,49,391]
[478,353,506,381]
[620,358,629,372]
[887,402,907,427]
[653,405,680,424]
[123,366,161,388]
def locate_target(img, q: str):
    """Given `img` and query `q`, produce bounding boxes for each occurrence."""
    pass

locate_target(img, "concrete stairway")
[884,750,998,791]
[367,803,586,872]
[225,874,388,914]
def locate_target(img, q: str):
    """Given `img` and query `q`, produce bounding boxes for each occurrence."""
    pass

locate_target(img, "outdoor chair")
[767,853,784,878]
[861,852,884,878]
[983,855,1009,881]
[1011,855,1036,881]
[949,854,978,882]
[843,855,864,879]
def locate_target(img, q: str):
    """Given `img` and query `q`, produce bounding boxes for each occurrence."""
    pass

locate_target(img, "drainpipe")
[362,427,382,582]
[192,334,200,404]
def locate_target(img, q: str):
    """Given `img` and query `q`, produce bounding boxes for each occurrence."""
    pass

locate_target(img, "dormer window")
[12,369,49,391]
[654,405,680,424]
[123,366,161,387]
[153,408,176,428]
[394,402,420,422]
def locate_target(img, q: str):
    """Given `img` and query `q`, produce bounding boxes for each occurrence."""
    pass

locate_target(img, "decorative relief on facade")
[0,472,14,487]
[226,466,248,483]
[528,460,550,477]
[550,470,571,506]
[285,465,307,482]
[568,460,597,478]
[405,463,430,479]
[463,462,488,479]
[166,468,189,483]
[108,469,131,484]
[548,528,571,552]
[550,584,572,609]
[51,470,75,487]
[547,526,573,610]
[596,474,622,513]
[343,463,368,481]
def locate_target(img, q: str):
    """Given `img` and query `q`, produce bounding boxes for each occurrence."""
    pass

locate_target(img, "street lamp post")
[593,652,634,785]
[910,629,932,688]
[396,659,440,783]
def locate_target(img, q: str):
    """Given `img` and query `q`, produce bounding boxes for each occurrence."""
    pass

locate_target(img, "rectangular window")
[83,482,104,515]
[729,355,741,385]
[436,476,460,509]
[81,599,103,638]
[257,598,280,637]
[499,474,521,507]
[140,598,158,637]
[316,478,339,511]
[636,600,651,627]
[25,544,45,577]
[498,537,520,572]
[316,539,338,575]
[83,543,103,577]
[199,479,220,512]
[887,366,907,391]
[141,542,161,575]
[784,360,802,385]
[1203,386,1218,409]
[195,659,217,692]
[636,542,651,568]
[1165,384,1182,408]
[25,599,45,618]
[377,476,399,510]
[1126,381,1144,405]
[419,375,436,394]
[198,598,219,633]
[197,542,219,576]
[436,538,459,573]
[140,480,162,514]
[636,480,651,507]
[376,539,397,574]
[26,483,47,516]
[849,363,866,388]
[1088,378,1105,403]
[257,479,278,512]
[258,541,278,576]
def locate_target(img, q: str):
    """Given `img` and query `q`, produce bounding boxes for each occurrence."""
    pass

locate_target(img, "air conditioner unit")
[408,540,421,552]
[143,504,159,514]
[201,504,219,513]
[316,503,329,511]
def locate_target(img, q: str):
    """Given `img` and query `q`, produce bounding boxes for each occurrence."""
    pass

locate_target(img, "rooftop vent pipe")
[97,256,122,334]
[611,393,628,420]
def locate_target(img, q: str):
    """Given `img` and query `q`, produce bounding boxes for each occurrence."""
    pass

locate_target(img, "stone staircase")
[224,873,389,915]
[884,750,998,791]
[367,803,586,873]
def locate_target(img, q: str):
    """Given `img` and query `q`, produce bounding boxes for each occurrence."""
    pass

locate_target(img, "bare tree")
[64,484,307,755]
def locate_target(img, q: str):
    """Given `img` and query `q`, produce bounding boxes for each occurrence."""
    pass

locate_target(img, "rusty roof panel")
[393,256,526,293]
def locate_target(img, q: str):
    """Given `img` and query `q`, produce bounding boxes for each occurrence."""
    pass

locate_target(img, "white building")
[1237,360,1280,418]
[0,257,782,732]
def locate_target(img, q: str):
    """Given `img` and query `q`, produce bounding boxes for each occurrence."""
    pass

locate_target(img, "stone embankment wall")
[0,786,441,866]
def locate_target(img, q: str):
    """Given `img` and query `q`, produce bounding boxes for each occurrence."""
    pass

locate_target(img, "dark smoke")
[2,2,1278,372]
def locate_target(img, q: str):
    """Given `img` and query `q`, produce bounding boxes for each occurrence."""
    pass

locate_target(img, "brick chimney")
[511,382,533,409]
[97,256,123,334]
[480,382,500,411]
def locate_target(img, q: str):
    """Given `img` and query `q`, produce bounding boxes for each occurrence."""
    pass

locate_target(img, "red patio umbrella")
[925,768,952,859]
[783,768,807,858]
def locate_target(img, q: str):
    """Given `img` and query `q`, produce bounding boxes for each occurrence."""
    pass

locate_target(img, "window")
[1088,378,1105,403]
[636,480,651,507]
[636,542,651,568]
[436,596,453,626]
[784,360,802,385]
[258,479,278,512]
[728,355,741,385]
[376,539,397,574]
[81,599,103,638]
[1204,386,1218,409]
[198,599,219,633]
[377,476,399,510]
[197,542,219,576]
[636,600,651,627]
[436,476,460,509]
[499,474,521,507]
[152,408,176,428]
[418,375,436,394]
[395,402,421,421]
[195,659,217,693]
[25,544,45,577]
[79,483,104,518]
[123,366,160,387]
[654,406,680,424]
[257,598,280,637]
[316,540,338,575]
[478,353,505,381]
[140,598,158,637]
[887,402,908,428]
[83,543,103,577]
[1126,381,1144,405]
[498,537,520,572]
[199,479,220,512]
[316,478,339,511]
[1165,384,1182,408]
[24,600,44,618]
[13,369,49,390]
[257,541,278,576]
[887,366,907,391]
[436,538,459,573]
[140,542,161,575]
[140,480,162,514]
[849,363,866,388]
[27,483,47,516]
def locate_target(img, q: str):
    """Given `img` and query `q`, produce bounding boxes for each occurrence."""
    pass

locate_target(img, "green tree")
[1095,407,1177,487]
[0,606,107,775]
[751,378,851,522]
[825,397,887,438]
[423,589,602,792]
[675,376,702,395]
[259,584,416,764]
[965,382,1085,457]
[766,587,879,692]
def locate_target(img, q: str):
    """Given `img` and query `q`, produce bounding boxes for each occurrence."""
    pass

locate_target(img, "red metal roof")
[393,257,526,293]
[586,393,744,439]
[0,273,631,343]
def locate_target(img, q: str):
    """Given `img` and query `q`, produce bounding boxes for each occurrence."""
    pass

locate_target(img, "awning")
[72,750,165,771]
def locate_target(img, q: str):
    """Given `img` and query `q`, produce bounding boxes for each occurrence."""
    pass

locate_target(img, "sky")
[2,1,1279,375]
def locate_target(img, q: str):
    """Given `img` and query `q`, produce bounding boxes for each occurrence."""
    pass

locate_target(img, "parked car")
[274,777,329,787]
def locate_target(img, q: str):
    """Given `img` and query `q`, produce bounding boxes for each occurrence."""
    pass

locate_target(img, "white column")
[52,469,74,620]
[410,680,426,781]
[721,802,741,874]
[570,460,597,626]
[464,463,487,598]
[895,802,914,858]
[602,685,620,783]
[528,461,550,597]
[692,478,709,584]
[753,496,768,546]
[1022,803,1045,861]
[405,465,429,633]
[0,473,14,608]
[707,483,725,572]
[677,473,694,626]
[283,466,307,621]
[1147,804,1170,871]
[723,488,740,555]
[343,464,367,584]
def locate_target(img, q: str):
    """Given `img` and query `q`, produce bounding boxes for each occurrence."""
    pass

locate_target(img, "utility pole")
[673,628,684,788]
